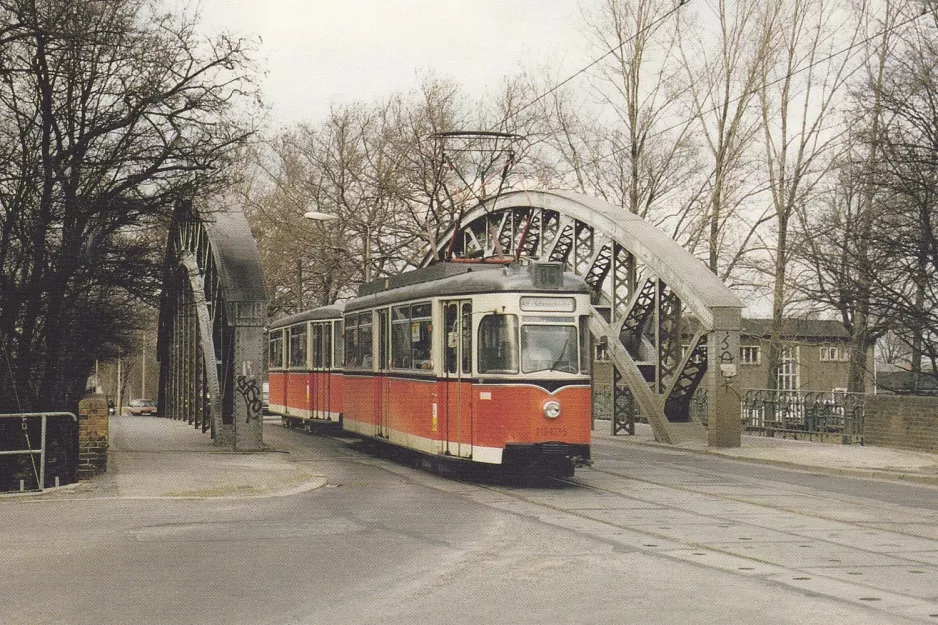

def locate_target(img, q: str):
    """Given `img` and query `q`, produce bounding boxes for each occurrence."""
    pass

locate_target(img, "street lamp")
[299,211,339,309]
[303,211,338,222]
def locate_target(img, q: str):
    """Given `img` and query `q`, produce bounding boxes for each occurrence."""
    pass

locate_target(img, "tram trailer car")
[345,260,592,476]
[267,303,345,431]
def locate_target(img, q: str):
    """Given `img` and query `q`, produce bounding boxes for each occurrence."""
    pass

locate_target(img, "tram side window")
[333,320,343,368]
[312,322,334,369]
[358,312,373,368]
[411,303,432,370]
[580,315,591,375]
[312,324,324,369]
[324,322,333,369]
[269,330,284,369]
[344,316,358,368]
[391,302,433,371]
[289,325,308,368]
[391,305,412,369]
[461,303,472,373]
[445,303,473,374]
[478,314,519,374]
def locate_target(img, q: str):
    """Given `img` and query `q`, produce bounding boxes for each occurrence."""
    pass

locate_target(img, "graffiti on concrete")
[236,376,263,422]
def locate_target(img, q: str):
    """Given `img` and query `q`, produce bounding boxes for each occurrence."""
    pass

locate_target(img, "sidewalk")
[593,420,938,485]
[45,415,326,499]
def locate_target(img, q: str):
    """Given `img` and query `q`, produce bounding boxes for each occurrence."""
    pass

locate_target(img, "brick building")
[735,318,874,393]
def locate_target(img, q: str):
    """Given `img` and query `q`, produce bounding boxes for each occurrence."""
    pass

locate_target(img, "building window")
[740,345,761,365]
[777,346,800,391]
[820,345,849,362]
[682,343,706,365]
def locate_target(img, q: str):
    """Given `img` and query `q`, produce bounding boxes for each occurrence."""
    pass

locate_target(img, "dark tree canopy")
[868,23,938,377]
[0,0,259,412]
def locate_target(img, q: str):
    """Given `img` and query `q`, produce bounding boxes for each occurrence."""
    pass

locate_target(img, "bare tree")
[677,0,778,281]
[864,8,938,378]
[795,0,927,392]
[243,76,506,309]
[757,0,864,389]
[526,0,706,245]
[583,0,703,222]
[0,0,259,411]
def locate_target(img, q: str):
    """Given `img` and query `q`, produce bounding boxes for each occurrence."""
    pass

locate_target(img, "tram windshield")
[521,324,578,373]
[478,314,581,375]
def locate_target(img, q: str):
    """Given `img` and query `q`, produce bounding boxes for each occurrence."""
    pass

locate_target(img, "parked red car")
[126,398,157,416]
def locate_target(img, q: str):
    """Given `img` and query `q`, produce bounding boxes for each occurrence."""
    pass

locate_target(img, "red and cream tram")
[268,260,592,475]
[267,304,344,429]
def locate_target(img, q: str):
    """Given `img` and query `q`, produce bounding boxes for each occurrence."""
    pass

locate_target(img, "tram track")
[289,421,938,572]
[442,462,938,621]
[278,421,938,620]
[307,422,938,549]
[579,462,938,539]
[457,459,938,551]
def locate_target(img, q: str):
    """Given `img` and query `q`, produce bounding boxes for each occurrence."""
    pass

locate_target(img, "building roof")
[741,318,850,341]
[684,317,851,341]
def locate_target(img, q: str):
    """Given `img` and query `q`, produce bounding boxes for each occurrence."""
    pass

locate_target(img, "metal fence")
[741,390,865,444]
[0,413,78,492]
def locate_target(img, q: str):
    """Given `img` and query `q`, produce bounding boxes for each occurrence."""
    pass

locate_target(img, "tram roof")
[345,261,590,313]
[269,302,346,330]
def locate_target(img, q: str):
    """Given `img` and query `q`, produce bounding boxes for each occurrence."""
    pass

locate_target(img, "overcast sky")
[195,0,590,128]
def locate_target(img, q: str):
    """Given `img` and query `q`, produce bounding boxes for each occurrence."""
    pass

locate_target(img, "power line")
[499,0,691,128]
[552,6,929,179]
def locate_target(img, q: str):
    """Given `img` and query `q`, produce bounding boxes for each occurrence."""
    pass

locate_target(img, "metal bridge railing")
[0,413,78,492]
[741,390,865,445]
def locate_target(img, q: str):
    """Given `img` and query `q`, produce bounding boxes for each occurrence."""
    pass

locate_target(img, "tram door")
[377,309,391,438]
[442,301,473,458]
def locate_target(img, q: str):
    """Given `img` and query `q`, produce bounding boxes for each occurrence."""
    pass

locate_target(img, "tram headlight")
[543,400,561,419]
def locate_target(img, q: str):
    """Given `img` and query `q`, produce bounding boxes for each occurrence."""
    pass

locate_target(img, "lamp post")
[304,210,373,282]
[363,222,372,282]
[301,211,338,309]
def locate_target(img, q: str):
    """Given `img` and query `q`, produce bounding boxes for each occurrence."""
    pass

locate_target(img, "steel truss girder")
[427,190,743,447]
[157,201,267,451]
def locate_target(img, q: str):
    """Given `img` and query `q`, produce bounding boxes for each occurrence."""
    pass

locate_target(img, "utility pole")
[116,353,122,416]
[141,332,146,398]
[296,258,304,311]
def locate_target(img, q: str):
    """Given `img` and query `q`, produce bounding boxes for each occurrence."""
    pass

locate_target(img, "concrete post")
[707,309,742,448]
[232,301,265,451]
[77,392,109,478]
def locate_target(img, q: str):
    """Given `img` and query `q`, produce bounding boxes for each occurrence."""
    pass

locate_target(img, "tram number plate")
[535,426,568,436]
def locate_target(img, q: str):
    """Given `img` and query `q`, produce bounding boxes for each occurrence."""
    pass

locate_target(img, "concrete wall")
[865,395,938,453]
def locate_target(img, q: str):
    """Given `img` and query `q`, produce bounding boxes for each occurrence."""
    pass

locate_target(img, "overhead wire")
[431,1,694,256]
[489,0,693,133]
[432,2,930,264]
[547,6,931,179]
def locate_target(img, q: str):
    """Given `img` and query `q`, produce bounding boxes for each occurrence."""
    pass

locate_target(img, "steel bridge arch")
[426,189,744,446]
[156,201,267,450]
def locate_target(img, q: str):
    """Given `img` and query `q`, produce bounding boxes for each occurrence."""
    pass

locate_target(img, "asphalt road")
[2,423,938,624]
